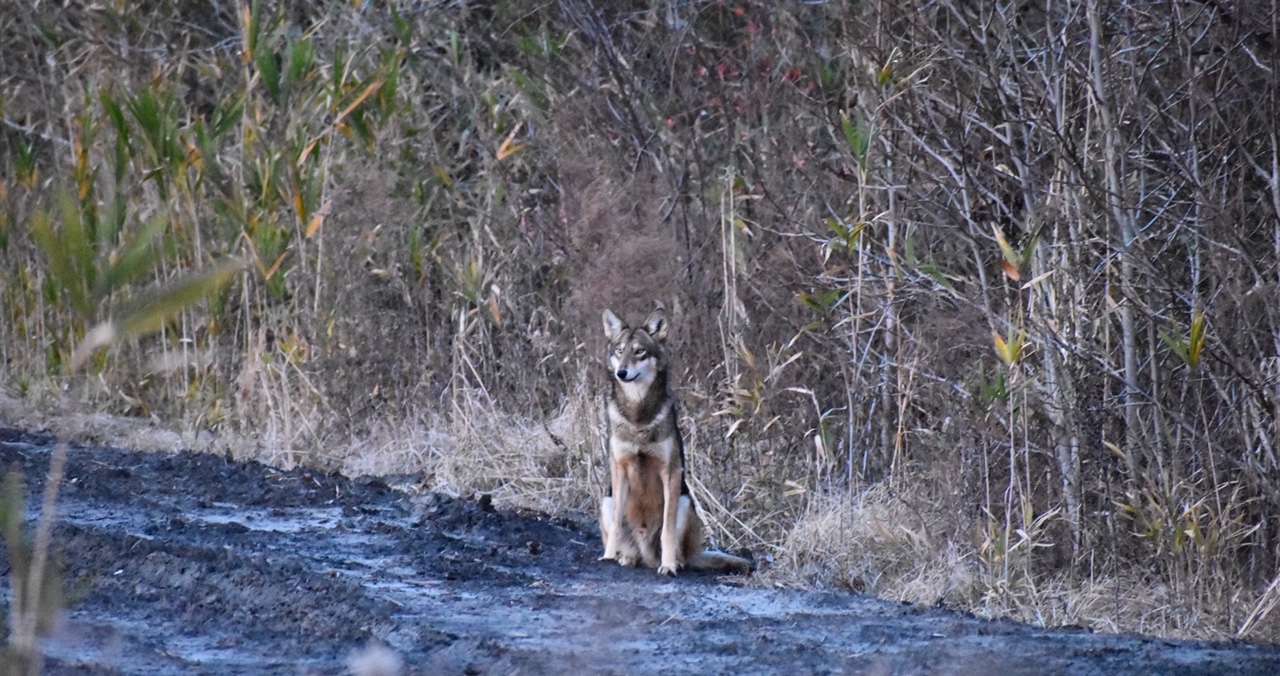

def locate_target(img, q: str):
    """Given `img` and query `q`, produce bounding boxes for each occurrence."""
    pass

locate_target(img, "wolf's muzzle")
[616,369,638,382]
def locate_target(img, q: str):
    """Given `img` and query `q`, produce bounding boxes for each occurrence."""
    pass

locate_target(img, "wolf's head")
[602,306,669,397]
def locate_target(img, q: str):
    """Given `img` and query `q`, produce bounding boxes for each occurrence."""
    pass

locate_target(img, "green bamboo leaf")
[379,49,402,113]
[117,258,245,337]
[798,289,842,316]
[904,234,919,266]
[917,260,955,292]
[192,119,213,184]
[104,195,127,247]
[818,60,837,91]
[127,89,162,151]
[348,107,373,146]
[840,112,869,167]
[993,329,1026,367]
[826,219,865,256]
[257,47,281,103]
[57,190,97,295]
[100,90,130,148]
[101,91,132,184]
[111,132,130,186]
[448,31,461,66]
[409,224,425,280]
[16,141,38,188]
[877,64,894,87]
[30,211,74,308]
[331,45,349,102]
[516,34,540,58]
[1160,330,1191,366]
[70,259,246,371]
[285,38,314,93]
[992,223,1019,267]
[213,95,245,140]
[246,0,264,63]
[390,4,412,44]
[127,87,181,187]
[95,217,166,300]
[1188,311,1206,369]
[1019,232,1039,268]
[32,193,95,316]
[993,332,1012,366]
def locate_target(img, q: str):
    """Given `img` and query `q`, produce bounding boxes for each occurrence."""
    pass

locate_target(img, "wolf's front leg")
[598,496,615,555]
[600,458,627,561]
[657,465,683,576]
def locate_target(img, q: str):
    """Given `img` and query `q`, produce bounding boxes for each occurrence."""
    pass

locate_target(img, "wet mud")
[2,427,1278,674]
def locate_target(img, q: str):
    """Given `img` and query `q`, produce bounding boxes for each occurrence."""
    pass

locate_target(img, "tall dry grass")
[2,0,1279,643]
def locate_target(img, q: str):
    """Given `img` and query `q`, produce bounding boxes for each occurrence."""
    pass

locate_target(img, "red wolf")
[598,306,752,576]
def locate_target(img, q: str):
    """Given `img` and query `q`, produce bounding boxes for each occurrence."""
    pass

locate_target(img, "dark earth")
[2,427,1278,675]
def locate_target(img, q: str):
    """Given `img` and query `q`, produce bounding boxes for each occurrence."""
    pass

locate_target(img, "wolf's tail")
[688,549,753,574]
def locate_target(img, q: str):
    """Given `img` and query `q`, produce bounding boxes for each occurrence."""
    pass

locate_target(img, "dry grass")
[761,487,1280,643]
[332,383,602,516]
[0,389,218,456]
[760,486,971,603]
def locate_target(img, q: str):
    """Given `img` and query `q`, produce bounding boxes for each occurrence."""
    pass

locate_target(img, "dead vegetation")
[2,0,1279,644]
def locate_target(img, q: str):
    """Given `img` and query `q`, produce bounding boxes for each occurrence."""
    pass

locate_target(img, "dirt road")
[2,427,1277,674]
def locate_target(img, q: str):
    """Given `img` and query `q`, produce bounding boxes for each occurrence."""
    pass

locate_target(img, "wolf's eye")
[634,349,647,359]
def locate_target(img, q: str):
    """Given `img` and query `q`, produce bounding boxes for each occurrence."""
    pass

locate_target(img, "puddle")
[188,505,344,534]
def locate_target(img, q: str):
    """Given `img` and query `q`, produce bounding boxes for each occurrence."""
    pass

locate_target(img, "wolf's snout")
[615,369,629,381]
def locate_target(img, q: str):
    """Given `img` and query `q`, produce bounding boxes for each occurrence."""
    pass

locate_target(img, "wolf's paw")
[618,553,639,567]
[657,563,678,577]
[599,541,622,561]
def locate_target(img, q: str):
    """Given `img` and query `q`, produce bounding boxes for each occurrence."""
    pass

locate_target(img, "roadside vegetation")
[3,0,1278,644]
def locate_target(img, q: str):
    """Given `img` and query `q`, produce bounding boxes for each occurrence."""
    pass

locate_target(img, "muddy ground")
[1,427,1278,675]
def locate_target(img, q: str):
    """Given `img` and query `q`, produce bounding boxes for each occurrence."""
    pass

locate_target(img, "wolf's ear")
[644,307,669,342]
[602,308,625,340]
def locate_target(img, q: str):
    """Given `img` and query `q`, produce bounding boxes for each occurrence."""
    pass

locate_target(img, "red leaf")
[1001,260,1021,282]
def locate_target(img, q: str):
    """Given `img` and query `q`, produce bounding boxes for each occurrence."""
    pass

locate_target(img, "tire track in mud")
[2,427,1278,675]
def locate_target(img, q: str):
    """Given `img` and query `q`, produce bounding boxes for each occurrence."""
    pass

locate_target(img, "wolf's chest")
[610,420,677,462]
[607,397,678,460]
